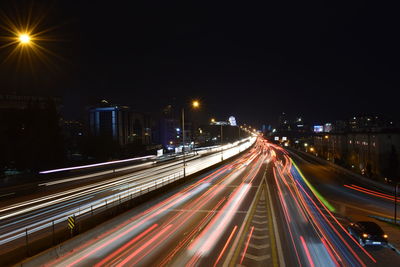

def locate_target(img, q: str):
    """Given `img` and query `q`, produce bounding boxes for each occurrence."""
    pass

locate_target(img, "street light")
[18,33,31,44]
[192,100,200,109]
[182,100,200,177]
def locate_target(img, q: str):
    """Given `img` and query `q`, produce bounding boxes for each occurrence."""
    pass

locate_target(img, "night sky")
[1,1,399,126]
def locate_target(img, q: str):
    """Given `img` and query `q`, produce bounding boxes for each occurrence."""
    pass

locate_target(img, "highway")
[41,138,274,266]
[266,144,381,266]
[6,138,400,266]
[285,147,400,265]
[0,138,255,255]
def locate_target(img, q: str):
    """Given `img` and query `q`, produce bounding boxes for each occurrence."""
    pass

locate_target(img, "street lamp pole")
[181,100,200,177]
[182,108,186,177]
[395,183,400,224]
[220,124,223,161]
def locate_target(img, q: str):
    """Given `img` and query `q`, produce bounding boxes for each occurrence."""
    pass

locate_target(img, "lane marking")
[266,170,285,267]
[244,253,271,261]
[253,227,268,231]
[248,243,270,249]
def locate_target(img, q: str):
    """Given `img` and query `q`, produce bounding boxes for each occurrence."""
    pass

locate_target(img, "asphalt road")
[0,138,255,252]
[269,144,400,266]
[42,139,274,266]
[11,138,400,267]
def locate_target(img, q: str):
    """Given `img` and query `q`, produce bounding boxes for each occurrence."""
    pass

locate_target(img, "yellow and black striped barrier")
[68,216,75,230]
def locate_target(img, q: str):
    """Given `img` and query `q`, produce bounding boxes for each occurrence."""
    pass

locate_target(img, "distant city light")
[192,100,200,108]
[313,125,323,133]
[228,116,237,126]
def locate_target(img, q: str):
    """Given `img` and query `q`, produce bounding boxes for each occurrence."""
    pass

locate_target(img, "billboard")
[324,123,332,133]
[313,125,323,133]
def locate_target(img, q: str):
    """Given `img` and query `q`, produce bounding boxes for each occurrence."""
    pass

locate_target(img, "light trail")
[214,225,238,267]
[0,137,256,247]
[39,155,156,174]
[115,224,174,267]
[300,236,315,267]
[42,139,263,267]
[344,184,400,202]
[239,225,254,264]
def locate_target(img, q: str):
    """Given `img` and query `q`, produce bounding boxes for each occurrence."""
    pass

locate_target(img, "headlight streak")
[272,167,302,266]
[114,224,174,267]
[271,146,378,267]
[39,155,156,174]
[291,159,336,212]
[281,165,343,266]
[290,165,378,264]
[158,198,226,267]
[274,164,308,222]
[0,138,257,247]
[188,183,250,256]
[295,179,373,266]
[50,143,260,267]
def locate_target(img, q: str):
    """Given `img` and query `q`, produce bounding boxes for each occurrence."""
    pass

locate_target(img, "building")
[89,105,132,146]
[88,101,155,147]
[0,94,64,172]
[313,131,400,182]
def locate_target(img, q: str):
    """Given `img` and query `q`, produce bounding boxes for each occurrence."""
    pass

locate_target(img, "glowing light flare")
[18,33,31,44]
[192,100,200,108]
[0,12,62,70]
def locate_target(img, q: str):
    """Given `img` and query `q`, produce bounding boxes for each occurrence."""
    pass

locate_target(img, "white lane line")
[244,253,270,261]
[265,171,286,267]
[248,243,270,249]
[253,227,268,231]
[252,220,268,224]
[251,234,269,239]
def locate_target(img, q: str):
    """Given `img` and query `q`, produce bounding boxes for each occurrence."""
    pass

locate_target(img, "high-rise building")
[89,105,131,146]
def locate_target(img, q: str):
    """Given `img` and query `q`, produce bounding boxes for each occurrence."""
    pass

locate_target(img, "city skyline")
[0,1,399,126]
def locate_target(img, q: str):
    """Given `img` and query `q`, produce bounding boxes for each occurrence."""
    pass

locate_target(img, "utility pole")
[182,108,186,177]
[221,124,223,161]
[395,183,400,224]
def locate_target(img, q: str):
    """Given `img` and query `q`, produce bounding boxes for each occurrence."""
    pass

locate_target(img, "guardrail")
[0,137,256,265]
